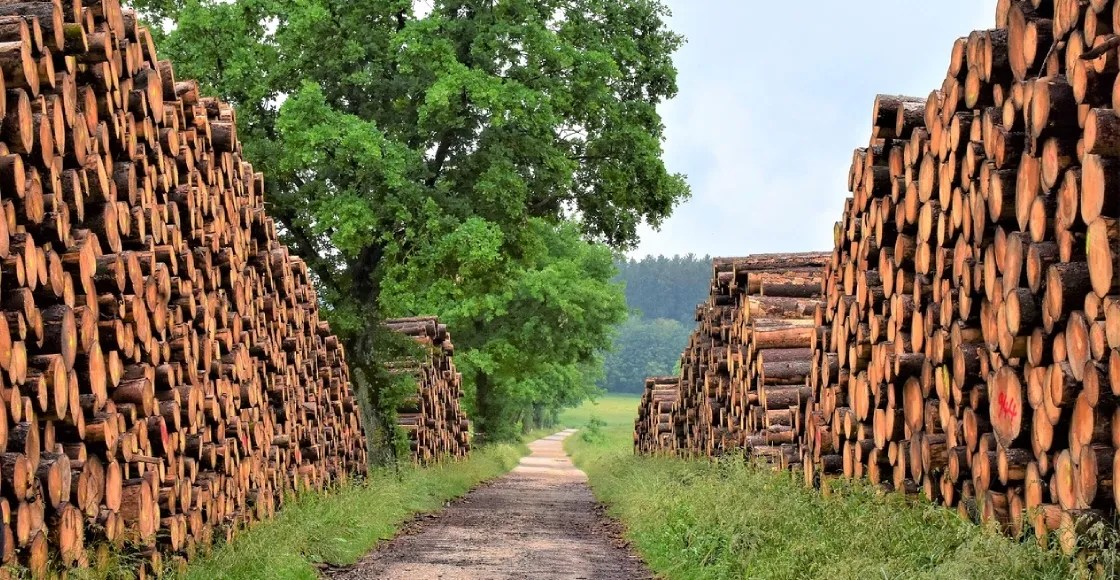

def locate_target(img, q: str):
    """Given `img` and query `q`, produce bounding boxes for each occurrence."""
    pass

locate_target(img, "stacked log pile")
[802,0,1120,552]
[633,253,827,463]
[730,253,827,468]
[671,257,737,456]
[635,0,1120,553]
[386,317,470,462]
[633,376,678,455]
[0,0,368,574]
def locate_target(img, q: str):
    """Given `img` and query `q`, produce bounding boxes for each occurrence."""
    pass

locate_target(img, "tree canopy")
[382,218,626,439]
[132,0,689,444]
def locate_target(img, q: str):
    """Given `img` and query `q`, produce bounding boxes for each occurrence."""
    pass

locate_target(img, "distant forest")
[601,255,712,393]
[616,255,713,324]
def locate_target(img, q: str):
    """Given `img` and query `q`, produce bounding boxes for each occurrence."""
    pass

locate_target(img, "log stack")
[633,376,678,455]
[386,317,470,462]
[731,253,827,468]
[801,0,1120,553]
[0,0,368,574]
[671,257,738,456]
[636,0,1120,553]
[633,253,826,463]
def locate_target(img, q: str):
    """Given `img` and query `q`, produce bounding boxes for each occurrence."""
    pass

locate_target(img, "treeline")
[133,0,688,447]
[601,255,712,393]
[617,254,713,324]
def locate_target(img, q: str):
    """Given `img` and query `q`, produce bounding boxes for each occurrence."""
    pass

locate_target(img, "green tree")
[133,0,688,445]
[601,315,690,393]
[381,219,626,439]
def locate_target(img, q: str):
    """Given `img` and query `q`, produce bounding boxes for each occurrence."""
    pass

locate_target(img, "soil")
[326,429,652,579]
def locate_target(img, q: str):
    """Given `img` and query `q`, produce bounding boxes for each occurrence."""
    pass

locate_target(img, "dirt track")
[328,429,650,579]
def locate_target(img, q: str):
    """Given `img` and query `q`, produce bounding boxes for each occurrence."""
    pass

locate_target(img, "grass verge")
[564,396,1082,579]
[183,442,525,579]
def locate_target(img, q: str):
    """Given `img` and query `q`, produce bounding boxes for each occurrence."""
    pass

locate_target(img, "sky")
[631,1,999,259]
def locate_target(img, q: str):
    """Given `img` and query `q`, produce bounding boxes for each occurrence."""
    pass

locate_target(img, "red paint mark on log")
[997,392,1017,420]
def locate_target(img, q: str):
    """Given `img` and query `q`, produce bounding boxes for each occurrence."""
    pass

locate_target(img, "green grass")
[181,442,526,579]
[564,396,1085,580]
[516,394,640,443]
[171,399,634,580]
[557,394,640,428]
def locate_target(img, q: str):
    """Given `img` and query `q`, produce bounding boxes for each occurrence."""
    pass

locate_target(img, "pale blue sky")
[632,1,999,258]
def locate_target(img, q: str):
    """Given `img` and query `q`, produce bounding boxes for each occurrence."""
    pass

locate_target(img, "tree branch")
[425,138,451,188]
[349,240,386,303]
[269,202,341,293]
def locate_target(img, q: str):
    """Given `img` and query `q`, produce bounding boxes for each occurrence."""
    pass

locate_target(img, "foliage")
[597,254,710,395]
[579,416,608,443]
[181,443,526,579]
[616,254,712,324]
[131,0,689,449]
[380,219,627,440]
[562,399,1081,580]
[363,330,439,462]
[601,315,690,393]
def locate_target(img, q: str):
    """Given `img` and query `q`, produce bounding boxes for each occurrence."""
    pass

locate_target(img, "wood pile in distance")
[633,376,678,455]
[386,317,470,462]
[633,253,827,465]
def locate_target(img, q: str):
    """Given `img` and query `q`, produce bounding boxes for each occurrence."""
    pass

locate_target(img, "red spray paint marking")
[996,392,1018,420]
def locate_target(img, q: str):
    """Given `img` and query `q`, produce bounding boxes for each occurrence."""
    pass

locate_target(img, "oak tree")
[133,0,688,444]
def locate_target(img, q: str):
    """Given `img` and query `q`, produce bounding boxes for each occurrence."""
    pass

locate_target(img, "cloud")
[633,1,999,258]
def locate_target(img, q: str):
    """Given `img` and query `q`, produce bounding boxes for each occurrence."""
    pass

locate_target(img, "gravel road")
[327,429,650,580]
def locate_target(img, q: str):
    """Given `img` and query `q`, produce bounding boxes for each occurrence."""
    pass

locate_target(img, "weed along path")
[329,429,650,579]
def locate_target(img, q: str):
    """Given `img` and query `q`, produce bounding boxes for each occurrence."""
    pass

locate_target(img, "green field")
[564,395,1085,580]
[558,394,642,429]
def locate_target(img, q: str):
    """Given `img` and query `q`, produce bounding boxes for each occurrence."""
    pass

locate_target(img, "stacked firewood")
[633,376,678,455]
[386,317,470,462]
[803,0,1120,552]
[0,0,368,574]
[635,0,1120,552]
[671,258,738,456]
[731,253,827,468]
[633,253,826,462]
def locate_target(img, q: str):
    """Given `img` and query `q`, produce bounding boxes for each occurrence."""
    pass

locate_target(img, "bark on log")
[0,5,375,574]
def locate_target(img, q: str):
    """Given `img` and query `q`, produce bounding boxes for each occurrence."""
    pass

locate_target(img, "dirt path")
[328,429,650,580]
